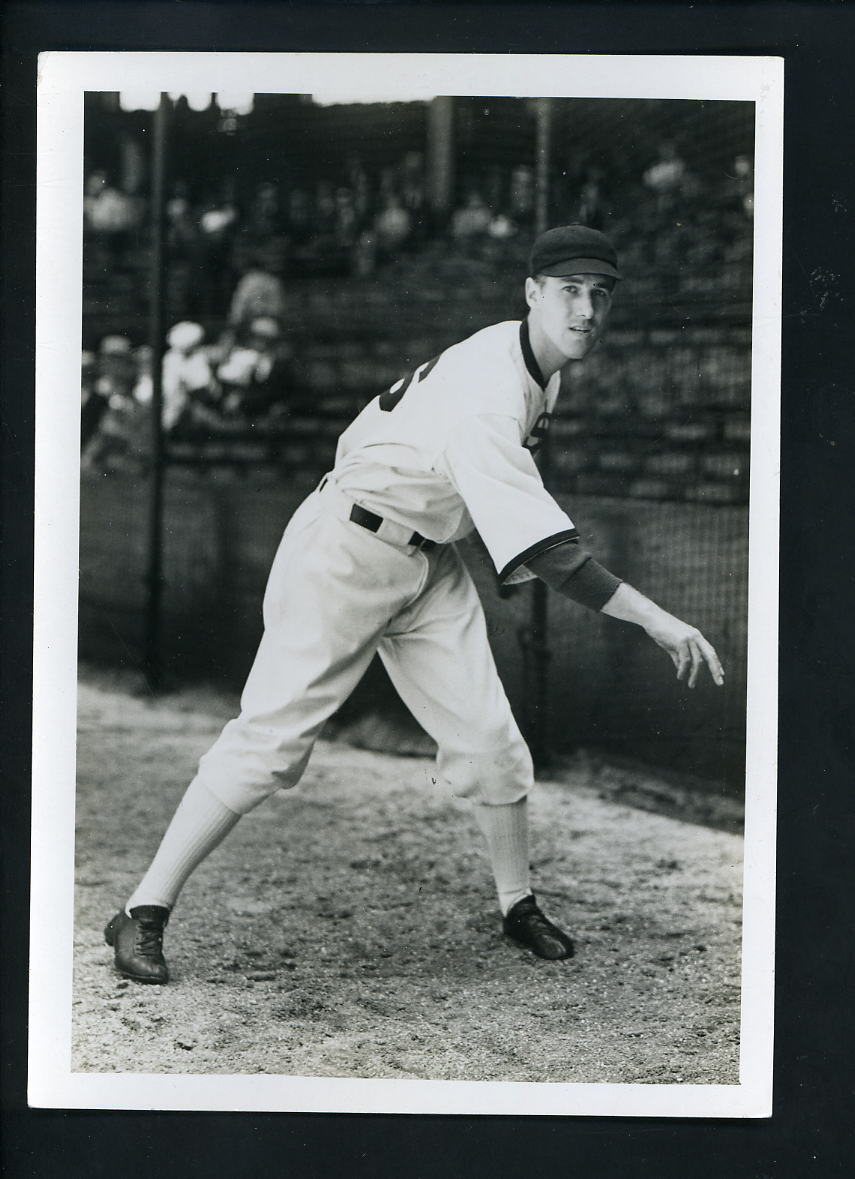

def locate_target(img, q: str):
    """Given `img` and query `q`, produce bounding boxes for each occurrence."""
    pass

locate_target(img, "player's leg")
[378,546,574,959]
[108,498,425,980]
[104,776,241,983]
[379,548,533,911]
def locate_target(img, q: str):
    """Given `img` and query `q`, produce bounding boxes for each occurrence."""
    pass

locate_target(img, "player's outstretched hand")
[643,612,725,688]
[600,583,725,688]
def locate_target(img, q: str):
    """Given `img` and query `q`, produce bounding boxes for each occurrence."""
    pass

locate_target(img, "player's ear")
[524,276,540,310]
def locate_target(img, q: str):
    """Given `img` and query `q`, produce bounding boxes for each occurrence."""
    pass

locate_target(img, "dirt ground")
[72,664,743,1084]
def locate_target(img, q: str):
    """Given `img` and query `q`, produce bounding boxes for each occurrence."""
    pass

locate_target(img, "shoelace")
[135,920,165,958]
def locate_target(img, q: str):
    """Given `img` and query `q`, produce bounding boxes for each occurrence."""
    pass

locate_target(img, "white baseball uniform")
[190,319,586,816]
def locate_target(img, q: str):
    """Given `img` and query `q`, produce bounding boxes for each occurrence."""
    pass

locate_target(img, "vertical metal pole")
[427,96,455,217]
[529,98,553,768]
[143,94,168,691]
[534,97,552,238]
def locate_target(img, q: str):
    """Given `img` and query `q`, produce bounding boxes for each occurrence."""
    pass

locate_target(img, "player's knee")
[437,740,533,804]
[196,732,313,813]
[471,778,531,806]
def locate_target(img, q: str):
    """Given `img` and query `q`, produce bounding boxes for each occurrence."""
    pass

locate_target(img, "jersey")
[331,320,579,585]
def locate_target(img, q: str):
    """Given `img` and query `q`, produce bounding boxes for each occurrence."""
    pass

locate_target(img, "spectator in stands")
[352,228,377,278]
[377,165,399,204]
[314,181,338,236]
[81,349,97,389]
[248,181,284,240]
[643,141,689,220]
[732,154,754,218]
[487,211,517,240]
[161,322,217,434]
[198,187,240,240]
[346,154,371,223]
[289,184,353,277]
[577,165,607,230]
[80,350,107,450]
[334,187,360,249]
[643,140,686,192]
[226,236,289,339]
[83,170,139,262]
[373,192,412,258]
[188,182,241,319]
[84,170,137,236]
[118,344,160,465]
[97,334,136,399]
[165,179,199,257]
[217,315,292,427]
[286,188,313,244]
[479,208,518,266]
[131,344,154,407]
[483,165,506,220]
[83,335,142,471]
[451,191,492,242]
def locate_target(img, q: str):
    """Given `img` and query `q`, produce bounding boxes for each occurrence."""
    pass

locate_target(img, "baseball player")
[105,224,724,983]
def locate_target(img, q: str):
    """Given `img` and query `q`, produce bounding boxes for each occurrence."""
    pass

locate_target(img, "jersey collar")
[520,317,547,391]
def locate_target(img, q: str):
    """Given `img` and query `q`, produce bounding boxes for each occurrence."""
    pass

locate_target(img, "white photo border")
[30,50,783,1117]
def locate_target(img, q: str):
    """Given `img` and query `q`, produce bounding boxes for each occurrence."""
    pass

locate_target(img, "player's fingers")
[687,641,703,689]
[698,636,725,686]
[675,647,690,681]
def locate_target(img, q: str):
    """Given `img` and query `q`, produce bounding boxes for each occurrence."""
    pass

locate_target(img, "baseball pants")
[191,481,534,815]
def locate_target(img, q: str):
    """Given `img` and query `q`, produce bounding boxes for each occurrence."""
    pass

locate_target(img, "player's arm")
[526,539,621,610]
[438,417,723,688]
[528,544,724,688]
[598,582,724,688]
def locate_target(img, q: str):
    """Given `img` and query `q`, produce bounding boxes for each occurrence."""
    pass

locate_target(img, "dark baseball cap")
[529,224,621,280]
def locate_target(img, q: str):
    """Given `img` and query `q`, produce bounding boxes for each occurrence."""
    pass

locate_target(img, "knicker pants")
[191,487,534,814]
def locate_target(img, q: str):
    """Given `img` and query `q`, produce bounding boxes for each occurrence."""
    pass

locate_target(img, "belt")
[318,477,438,552]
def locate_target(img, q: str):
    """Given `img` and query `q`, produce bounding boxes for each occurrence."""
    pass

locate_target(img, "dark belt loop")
[349,503,383,533]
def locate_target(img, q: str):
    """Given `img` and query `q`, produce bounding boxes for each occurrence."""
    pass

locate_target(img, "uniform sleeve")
[436,413,580,583]
[527,541,622,611]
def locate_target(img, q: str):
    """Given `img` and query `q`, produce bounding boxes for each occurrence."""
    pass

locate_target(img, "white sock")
[126,777,241,913]
[472,797,532,916]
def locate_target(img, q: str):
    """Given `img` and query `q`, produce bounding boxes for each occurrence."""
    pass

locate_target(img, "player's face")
[525,273,613,369]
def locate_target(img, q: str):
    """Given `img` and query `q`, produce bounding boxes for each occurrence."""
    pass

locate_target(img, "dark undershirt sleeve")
[527,539,622,612]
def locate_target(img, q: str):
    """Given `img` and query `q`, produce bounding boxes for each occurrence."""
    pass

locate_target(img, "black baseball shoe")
[104,905,170,983]
[502,894,575,960]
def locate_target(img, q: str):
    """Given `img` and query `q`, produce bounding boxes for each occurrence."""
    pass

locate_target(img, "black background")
[2,3,854,1175]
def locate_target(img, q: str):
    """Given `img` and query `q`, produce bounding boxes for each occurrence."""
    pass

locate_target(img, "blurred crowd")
[80,313,294,473]
[85,137,754,307]
[82,138,754,469]
[85,148,550,319]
